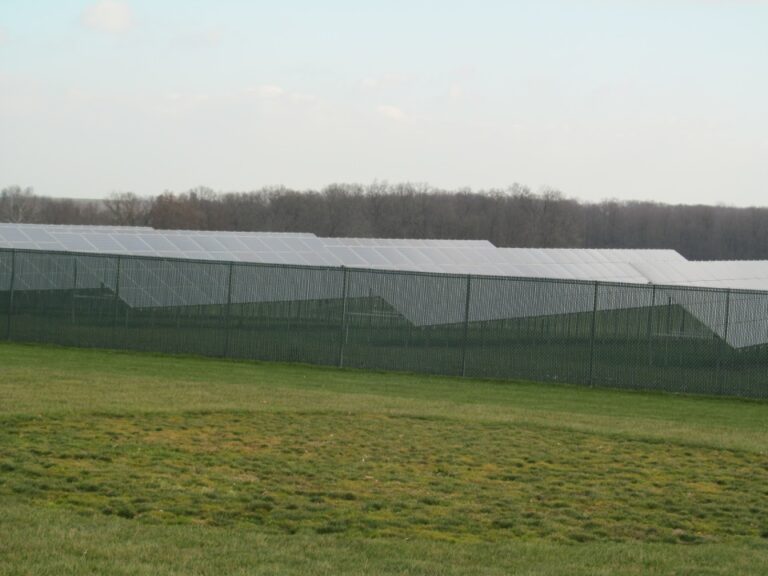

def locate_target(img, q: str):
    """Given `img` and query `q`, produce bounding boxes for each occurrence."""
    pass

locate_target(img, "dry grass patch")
[2,410,767,544]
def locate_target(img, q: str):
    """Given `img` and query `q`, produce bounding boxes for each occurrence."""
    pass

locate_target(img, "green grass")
[1,342,767,574]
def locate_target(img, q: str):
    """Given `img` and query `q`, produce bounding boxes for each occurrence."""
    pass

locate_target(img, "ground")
[1,342,767,575]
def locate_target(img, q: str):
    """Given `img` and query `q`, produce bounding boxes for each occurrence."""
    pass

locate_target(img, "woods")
[2,182,767,260]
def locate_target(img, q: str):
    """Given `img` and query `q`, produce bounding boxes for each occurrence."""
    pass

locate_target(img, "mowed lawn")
[1,342,767,575]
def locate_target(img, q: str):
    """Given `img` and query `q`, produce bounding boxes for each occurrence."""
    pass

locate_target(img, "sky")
[0,0,766,205]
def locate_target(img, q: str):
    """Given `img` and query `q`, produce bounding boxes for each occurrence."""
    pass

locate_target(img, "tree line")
[2,183,767,260]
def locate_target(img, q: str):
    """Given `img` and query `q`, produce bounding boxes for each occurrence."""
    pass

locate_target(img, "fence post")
[6,250,15,340]
[646,284,656,367]
[717,289,731,395]
[223,261,234,357]
[588,281,599,386]
[461,274,472,377]
[112,255,122,348]
[71,256,78,325]
[337,267,349,368]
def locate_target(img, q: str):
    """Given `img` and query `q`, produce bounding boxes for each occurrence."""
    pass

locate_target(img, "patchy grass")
[1,342,767,574]
[2,411,767,543]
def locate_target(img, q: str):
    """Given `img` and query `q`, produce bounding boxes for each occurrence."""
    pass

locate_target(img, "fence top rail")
[0,246,765,299]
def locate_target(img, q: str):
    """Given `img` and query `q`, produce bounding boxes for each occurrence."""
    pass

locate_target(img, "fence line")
[0,247,766,399]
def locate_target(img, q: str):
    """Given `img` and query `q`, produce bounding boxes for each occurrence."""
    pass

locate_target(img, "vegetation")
[1,342,767,574]
[5,182,768,259]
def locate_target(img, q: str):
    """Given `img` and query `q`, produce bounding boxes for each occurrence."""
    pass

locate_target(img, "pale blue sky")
[1,0,766,205]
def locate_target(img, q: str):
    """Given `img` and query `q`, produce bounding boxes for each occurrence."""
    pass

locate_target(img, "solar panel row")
[1,223,760,290]
[3,223,768,349]
[0,224,696,286]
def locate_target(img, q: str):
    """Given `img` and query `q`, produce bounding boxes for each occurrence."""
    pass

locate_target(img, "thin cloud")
[362,74,409,90]
[82,1,134,33]
[245,86,317,106]
[164,92,209,103]
[377,105,406,121]
[247,84,284,99]
[288,92,317,105]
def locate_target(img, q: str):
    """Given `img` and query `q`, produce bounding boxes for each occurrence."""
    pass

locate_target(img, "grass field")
[1,342,767,574]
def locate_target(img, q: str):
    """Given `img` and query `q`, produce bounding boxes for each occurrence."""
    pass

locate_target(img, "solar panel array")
[0,225,674,328]
[0,223,691,283]
[3,223,768,350]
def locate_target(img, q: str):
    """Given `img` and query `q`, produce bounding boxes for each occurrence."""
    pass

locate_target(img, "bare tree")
[0,186,39,223]
[103,192,151,226]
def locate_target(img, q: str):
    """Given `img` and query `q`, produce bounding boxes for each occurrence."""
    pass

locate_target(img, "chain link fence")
[1,248,766,399]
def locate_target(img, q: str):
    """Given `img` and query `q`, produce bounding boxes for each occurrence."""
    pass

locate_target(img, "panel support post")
[717,288,731,395]
[6,250,16,340]
[337,267,349,368]
[112,255,122,348]
[461,274,472,377]
[223,261,234,357]
[587,281,599,387]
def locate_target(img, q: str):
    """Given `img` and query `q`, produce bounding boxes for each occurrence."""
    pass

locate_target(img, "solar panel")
[633,261,768,291]
[0,224,328,266]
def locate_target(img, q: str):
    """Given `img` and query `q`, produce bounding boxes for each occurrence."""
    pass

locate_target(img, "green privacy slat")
[1,247,766,399]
